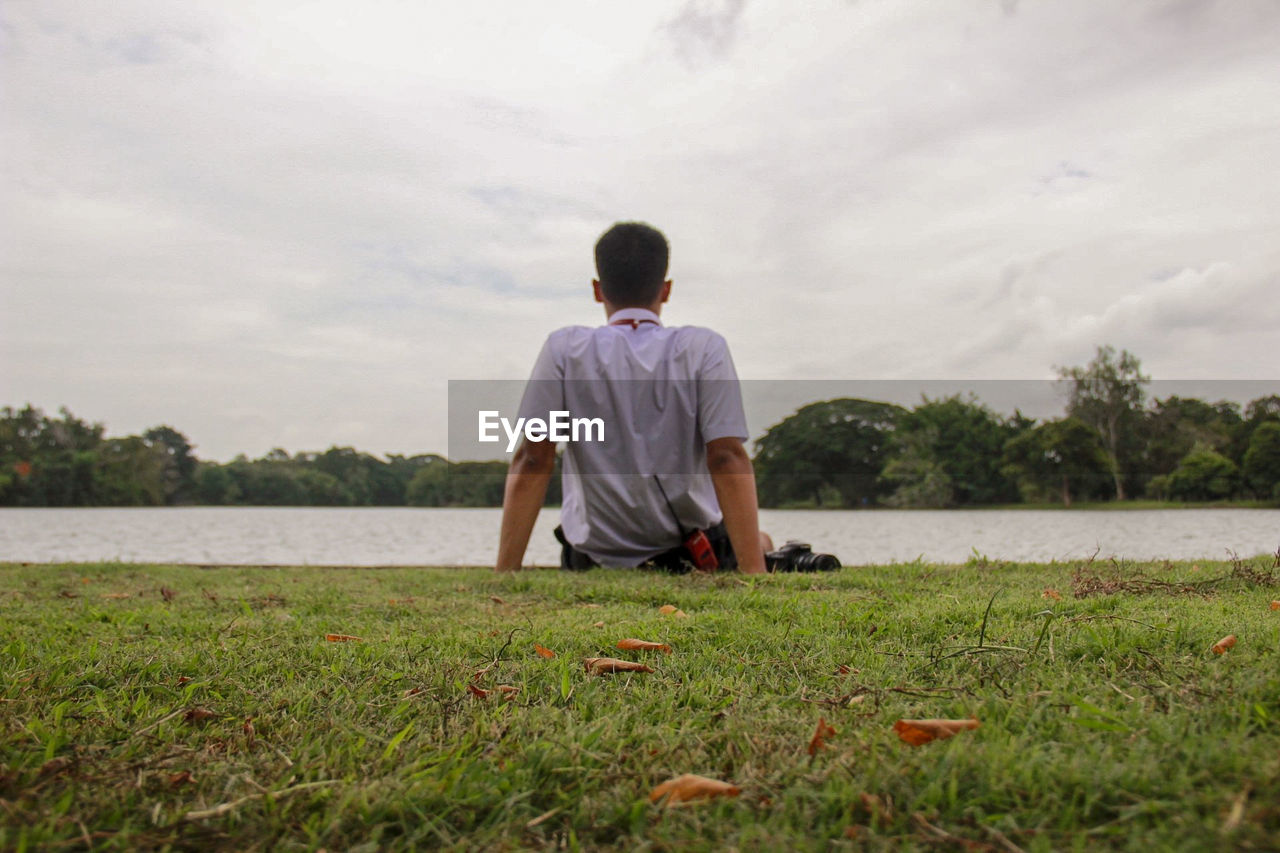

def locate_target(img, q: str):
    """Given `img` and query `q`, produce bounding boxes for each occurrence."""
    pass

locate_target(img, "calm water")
[0,507,1276,566]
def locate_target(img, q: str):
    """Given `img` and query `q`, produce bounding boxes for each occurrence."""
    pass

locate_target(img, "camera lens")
[794,551,841,572]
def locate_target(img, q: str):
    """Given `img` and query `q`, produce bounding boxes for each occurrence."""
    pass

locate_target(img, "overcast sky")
[3,0,1278,461]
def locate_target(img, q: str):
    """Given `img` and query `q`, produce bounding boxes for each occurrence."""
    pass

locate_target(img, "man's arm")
[495,438,557,572]
[706,436,767,574]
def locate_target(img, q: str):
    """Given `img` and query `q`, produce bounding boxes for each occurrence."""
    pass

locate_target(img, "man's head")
[593,222,670,309]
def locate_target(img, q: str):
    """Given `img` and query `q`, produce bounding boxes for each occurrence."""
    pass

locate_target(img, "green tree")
[881,426,953,508]
[883,395,1022,506]
[195,463,240,504]
[753,399,905,507]
[1167,447,1238,502]
[1057,346,1149,500]
[1143,397,1241,480]
[95,437,171,505]
[1241,422,1280,500]
[143,425,198,504]
[407,460,507,506]
[1001,417,1111,506]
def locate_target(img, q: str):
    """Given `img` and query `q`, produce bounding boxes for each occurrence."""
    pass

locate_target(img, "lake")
[1,507,1276,566]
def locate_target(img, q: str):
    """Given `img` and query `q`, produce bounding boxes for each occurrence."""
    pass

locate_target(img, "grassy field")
[2,555,1278,851]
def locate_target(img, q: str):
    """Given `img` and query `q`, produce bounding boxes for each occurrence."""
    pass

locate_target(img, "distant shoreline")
[2,499,1277,511]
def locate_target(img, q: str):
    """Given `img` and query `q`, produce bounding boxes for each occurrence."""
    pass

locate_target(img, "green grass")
[2,556,1278,851]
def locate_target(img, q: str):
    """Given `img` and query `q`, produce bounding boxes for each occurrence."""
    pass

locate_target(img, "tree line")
[2,347,1278,509]
[754,347,1280,507]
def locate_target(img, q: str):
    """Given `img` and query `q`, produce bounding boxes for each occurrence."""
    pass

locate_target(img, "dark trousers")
[554,523,738,573]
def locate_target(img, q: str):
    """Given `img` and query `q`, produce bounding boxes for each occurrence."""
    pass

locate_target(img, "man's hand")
[706,437,768,574]
[495,438,557,571]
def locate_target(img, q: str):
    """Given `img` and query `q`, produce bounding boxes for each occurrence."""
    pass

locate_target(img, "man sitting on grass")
[495,221,772,573]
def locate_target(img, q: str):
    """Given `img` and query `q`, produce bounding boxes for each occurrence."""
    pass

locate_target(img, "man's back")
[496,220,767,575]
[517,306,748,566]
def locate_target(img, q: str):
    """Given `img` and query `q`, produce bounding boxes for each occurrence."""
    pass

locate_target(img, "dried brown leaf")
[592,621,605,628]
[534,643,555,659]
[857,792,893,823]
[497,684,520,699]
[467,684,490,698]
[176,676,192,685]
[402,686,423,697]
[38,757,73,778]
[617,638,673,654]
[1042,588,1062,601]
[160,587,178,602]
[893,718,979,745]
[1270,600,1279,611]
[324,633,363,642]
[583,657,654,675]
[649,773,740,805]
[658,604,679,614]
[808,717,836,756]
[168,770,195,787]
[490,595,506,605]
[1211,634,1236,654]
[184,707,218,723]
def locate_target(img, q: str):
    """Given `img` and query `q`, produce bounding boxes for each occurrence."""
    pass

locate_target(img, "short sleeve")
[697,333,749,443]
[516,334,565,424]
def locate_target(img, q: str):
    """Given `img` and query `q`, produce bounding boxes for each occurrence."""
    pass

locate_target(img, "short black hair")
[594,221,669,307]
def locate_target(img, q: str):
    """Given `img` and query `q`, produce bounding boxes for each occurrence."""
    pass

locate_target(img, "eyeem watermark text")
[478,411,605,452]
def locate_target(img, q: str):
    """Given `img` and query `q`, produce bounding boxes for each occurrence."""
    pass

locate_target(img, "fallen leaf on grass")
[184,707,217,723]
[657,604,689,618]
[1042,588,1062,601]
[490,595,506,604]
[650,773,740,805]
[857,792,893,823]
[835,665,859,675]
[403,687,423,698]
[57,590,79,599]
[593,621,605,628]
[176,676,192,685]
[242,717,255,746]
[168,770,196,787]
[534,643,556,659]
[583,657,654,675]
[1211,635,1236,654]
[160,587,177,602]
[324,633,363,642]
[893,718,979,745]
[1270,600,1279,611]
[617,638,672,654]
[497,685,520,699]
[808,717,836,756]
[101,592,131,599]
[38,757,73,778]
[467,685,490,698]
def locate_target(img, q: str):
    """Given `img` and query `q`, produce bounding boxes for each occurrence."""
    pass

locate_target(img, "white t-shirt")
[517,307,749,567]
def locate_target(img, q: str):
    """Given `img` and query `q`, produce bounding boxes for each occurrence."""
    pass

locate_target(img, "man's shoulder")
[540,324,594,347]
[667,324,732,354]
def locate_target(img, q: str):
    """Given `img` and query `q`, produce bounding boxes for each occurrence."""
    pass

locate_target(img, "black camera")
[765,540,841,573]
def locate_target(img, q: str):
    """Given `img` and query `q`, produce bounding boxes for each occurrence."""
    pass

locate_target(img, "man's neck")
[603,302,663,320]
